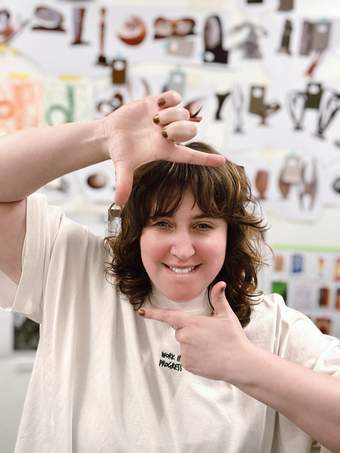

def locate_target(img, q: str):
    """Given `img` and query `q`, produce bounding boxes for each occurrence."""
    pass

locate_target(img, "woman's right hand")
[101,90,225,206]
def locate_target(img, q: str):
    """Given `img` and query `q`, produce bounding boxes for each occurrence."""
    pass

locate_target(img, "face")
[140,190,227,302]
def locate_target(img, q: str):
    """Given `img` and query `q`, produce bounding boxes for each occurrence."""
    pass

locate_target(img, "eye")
[194,222,214,231]
[152,220,172,229]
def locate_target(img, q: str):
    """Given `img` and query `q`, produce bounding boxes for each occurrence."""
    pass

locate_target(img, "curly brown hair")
[104,142,268,328]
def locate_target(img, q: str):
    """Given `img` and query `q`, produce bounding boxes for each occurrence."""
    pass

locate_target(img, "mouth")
[163,264,201,274]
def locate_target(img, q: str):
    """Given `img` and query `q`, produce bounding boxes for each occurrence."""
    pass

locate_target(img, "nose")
[169,231,195,261]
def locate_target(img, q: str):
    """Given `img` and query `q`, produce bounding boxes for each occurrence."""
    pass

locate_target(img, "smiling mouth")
[163,264,201,274]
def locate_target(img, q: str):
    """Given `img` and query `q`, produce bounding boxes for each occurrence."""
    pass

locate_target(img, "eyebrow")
[150,213,217,220]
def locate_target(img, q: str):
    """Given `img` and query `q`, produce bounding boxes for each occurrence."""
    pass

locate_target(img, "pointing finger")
[169,144,226,167]
[138,307,192,329]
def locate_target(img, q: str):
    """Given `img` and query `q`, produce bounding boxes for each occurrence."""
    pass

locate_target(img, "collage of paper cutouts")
[0,0,340,225]
[269,249,340,337]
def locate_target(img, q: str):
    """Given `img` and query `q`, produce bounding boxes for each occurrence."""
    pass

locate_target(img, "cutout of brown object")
[87,173,107,189]
[278,19,293,54]
[300,21,331,56]
[71,7,89,45]
[254,169,269,200]
[96,7,108,65]
[249,86,280,126]
[315,317,331,335]
[112,58,127,85]
[154,16,195,39]
[335,289,340,310]
[118,16,147,46]
[319,287,330,307]
[278,0,294,11]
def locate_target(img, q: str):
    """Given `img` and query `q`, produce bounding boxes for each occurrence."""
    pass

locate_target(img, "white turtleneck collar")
[147,285,212,316]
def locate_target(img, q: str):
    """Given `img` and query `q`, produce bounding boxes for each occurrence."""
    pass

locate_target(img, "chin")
[164,288,202,302]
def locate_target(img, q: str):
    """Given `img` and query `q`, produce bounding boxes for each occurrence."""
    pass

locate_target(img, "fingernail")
[138,308,146,316]
[153,115,160,124]
[162,129,168,139]
[158,98,166,107]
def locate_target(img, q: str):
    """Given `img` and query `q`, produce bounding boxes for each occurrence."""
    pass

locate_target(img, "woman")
[0,91,339,453]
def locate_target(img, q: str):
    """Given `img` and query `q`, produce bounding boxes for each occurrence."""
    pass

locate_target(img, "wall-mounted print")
[203,15,228,64]
[31,5,66,32]
[70,7,90,46]
[287,82,324,131]
[278,19,293,55]
[118,15,147,46]
[96,7,108,66]
[0,8,29,44]
[229,22,267,60]
[153,16,196,40]
[248,85,281,126]
[299,20,331,56]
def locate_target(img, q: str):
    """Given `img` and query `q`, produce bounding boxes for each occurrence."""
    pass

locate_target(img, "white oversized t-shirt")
[1,194,340,453]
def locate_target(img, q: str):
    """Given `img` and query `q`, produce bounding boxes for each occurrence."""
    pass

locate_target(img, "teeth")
[169,266,195,274]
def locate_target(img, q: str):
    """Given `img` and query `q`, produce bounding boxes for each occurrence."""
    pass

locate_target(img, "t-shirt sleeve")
[273,294,340,377]
[0,193,64,324]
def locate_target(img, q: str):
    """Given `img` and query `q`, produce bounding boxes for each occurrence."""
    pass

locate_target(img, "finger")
[114,161,134,206]
[156,90,182,109]
[138,306,192,329]
[153,106,190,126]
[210,281,234,316]
[168,144,226,167]
[162,120,197,142]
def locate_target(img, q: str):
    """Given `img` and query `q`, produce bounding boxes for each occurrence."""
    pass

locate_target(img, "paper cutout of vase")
[32,6,66,32]
[254,169,269,200]
[288,82,324,131]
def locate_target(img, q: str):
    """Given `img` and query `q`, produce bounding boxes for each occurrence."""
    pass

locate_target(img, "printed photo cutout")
[287,82,324,132]
[70,7,90,45]
[40,174,78,204]
[277,0,294,11]
[117,15,147,46]
[248,85,280,126]
[162,67,186,97]
[31,5,66,32]
[271,280,288,303]
[0,8,29,44]
[111,58,128,85]
[44,76,93,125]
[228,21,267,60]
[96,7,109,66]
[203,15,228,64]
[286,277,318,311]
[166,36,195,58]
[75,161,115,204]
[299,20,331,56]
[0,74,43,135]
[153,16,196,40]
[315,87,340,140]
[277,18,293,55]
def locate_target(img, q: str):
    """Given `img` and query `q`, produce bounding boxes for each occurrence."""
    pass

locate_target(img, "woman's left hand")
[139,281,257,384]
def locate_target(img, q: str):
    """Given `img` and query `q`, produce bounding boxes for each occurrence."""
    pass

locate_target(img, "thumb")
[210,281,232,316]
[114,161,134,207]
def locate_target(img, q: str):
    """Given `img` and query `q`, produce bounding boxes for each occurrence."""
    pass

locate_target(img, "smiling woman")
[105,141,267,326]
